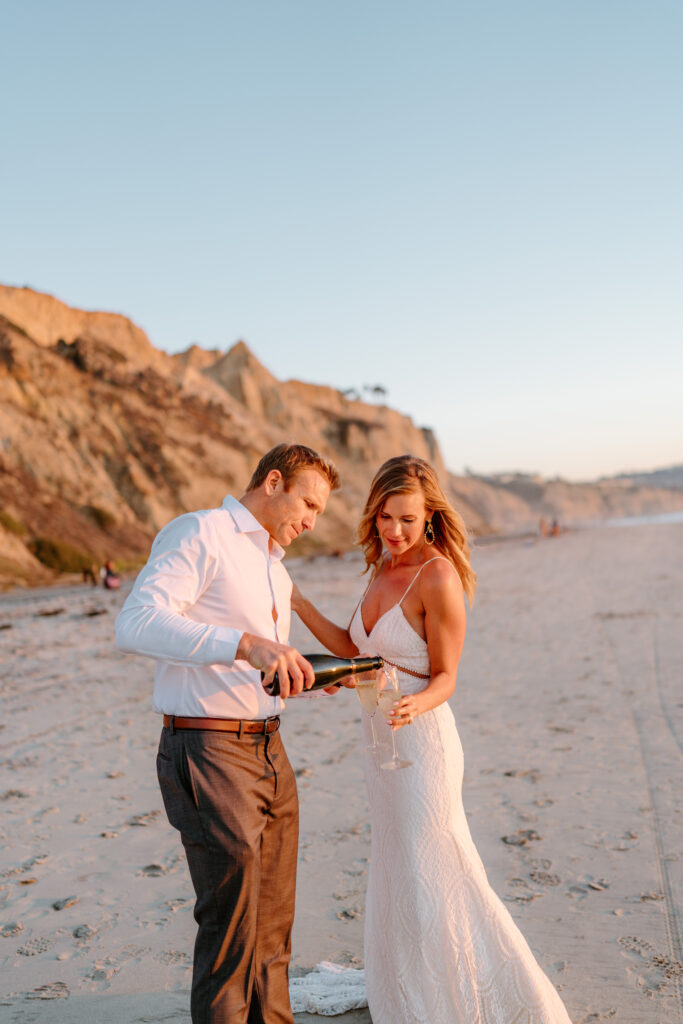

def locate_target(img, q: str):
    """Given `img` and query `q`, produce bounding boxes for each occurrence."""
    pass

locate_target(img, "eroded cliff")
[1,284,681,587]
[0,286,445,585]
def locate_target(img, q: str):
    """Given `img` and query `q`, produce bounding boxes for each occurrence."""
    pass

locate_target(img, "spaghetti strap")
[398,556,451,605]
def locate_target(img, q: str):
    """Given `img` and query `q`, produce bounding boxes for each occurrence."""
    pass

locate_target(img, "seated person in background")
[103,560,120,589]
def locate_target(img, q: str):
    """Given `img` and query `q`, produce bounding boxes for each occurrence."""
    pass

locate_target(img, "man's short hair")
[246,443,340,492]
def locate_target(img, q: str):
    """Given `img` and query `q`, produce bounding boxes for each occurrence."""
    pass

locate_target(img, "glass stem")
[390,724,399,763]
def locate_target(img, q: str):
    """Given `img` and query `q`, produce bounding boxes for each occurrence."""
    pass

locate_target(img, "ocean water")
[602,509,683,528]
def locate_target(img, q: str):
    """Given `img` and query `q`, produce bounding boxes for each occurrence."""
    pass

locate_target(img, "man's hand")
[236,633,315,698]
[338,675,358,688]
[323,673,356,695]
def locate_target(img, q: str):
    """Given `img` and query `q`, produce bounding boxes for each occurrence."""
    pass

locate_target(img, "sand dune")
[1,522,681,1022]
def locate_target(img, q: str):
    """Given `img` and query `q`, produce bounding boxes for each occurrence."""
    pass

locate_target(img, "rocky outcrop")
[1,284,681,588]
[0,287,442,585]
[450,470,683,535]
[0,284,168,373]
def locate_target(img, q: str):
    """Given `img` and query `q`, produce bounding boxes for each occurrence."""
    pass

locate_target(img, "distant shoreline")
[472,508,683,547]
[2,511,683,600]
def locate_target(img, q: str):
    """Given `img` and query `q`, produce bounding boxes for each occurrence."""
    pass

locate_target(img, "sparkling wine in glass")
[378,665,412,770]
[354,671,380,751]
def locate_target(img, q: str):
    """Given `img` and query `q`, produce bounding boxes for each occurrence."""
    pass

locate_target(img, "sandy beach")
[1,521,682,1023]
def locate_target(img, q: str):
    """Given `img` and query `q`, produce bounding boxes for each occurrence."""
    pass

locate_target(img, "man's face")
[263,468,331,547]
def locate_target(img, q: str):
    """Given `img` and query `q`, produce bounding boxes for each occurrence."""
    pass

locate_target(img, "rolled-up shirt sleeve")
[115,514,242,666]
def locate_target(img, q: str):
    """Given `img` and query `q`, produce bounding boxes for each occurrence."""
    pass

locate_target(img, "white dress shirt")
[115,495,291,719]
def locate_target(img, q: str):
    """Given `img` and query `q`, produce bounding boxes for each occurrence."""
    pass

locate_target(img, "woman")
[293,455,572,1024]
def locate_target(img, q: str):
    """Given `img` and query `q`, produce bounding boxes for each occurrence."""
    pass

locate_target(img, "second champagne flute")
[377,666,412,771]
[354,669,380,751]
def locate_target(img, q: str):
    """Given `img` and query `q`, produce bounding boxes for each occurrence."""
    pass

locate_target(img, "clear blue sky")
[3,1,682,481]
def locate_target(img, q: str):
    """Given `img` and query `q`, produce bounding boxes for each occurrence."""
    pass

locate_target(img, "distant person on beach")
[102,560,120,589]
[115,444,339,1024]
[82,563,98,586]
[293,455,572,1024]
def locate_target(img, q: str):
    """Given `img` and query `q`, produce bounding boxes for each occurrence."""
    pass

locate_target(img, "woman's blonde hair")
[358,454,477,604]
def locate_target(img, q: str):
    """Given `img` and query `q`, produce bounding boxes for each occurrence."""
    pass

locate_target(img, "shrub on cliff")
[0,510,26,535]
[28,537,93,573]
[83,504,116,530]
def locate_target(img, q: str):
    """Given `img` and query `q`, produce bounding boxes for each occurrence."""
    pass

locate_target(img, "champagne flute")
[354,669,380,751]
[378,665,412,770]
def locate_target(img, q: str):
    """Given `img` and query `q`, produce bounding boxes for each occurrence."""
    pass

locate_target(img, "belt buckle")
[264,715,278,735]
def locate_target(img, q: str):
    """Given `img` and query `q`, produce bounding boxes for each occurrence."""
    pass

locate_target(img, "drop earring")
[425,520,435,545]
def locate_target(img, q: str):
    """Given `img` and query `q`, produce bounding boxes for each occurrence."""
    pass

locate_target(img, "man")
[115,443,340,1024]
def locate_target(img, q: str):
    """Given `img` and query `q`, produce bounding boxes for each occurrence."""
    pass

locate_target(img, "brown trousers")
[157,725,298,1024]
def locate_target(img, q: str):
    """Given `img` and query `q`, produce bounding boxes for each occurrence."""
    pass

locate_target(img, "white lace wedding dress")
[344,560,573,1024]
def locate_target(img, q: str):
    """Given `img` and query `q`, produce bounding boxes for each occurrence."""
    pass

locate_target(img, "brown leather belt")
[163,715,280,736]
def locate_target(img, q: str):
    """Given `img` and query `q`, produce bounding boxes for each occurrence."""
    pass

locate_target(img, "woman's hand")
[388,694,422,729]
[291,583,304,615]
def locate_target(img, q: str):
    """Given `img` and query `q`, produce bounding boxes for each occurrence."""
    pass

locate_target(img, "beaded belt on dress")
[382,658,429,680]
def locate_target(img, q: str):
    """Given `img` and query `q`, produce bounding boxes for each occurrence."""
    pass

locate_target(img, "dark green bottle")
[264,654,384,696]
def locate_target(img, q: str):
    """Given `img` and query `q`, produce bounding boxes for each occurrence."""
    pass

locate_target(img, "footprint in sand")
[618,934,683,997]
[612,830,639,851]
[504,880,545,904]
[89,944,150,982]
[1,921,24,937]
[343,863,368,877]
[529,870,561,886]
[501,829,543,846]
[565,885,590,899]
[503,768,542,783]
[141,863,165,877]
[165,897,192,913]
[17,936,53,956]
[127,810,162,827]
[156,949,192,965]
[138,852,184,878]
[336,905,362,921]
[52,895,79,911]
[0,789,30,802]
[25,981,70,1000]
[333,873,363,902]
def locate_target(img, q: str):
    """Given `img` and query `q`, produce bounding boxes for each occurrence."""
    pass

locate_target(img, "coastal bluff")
[1,284,681,586]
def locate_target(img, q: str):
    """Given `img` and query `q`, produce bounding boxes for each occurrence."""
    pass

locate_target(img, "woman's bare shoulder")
[419,556,465,604]
[422,556,462,584]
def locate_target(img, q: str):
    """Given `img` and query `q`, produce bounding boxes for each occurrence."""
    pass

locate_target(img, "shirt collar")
[221,494,285,562]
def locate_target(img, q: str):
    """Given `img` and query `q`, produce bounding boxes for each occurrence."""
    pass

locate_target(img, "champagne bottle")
[263,654,384,696]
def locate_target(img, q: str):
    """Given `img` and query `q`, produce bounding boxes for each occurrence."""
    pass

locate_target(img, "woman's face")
[376,490,428,556]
